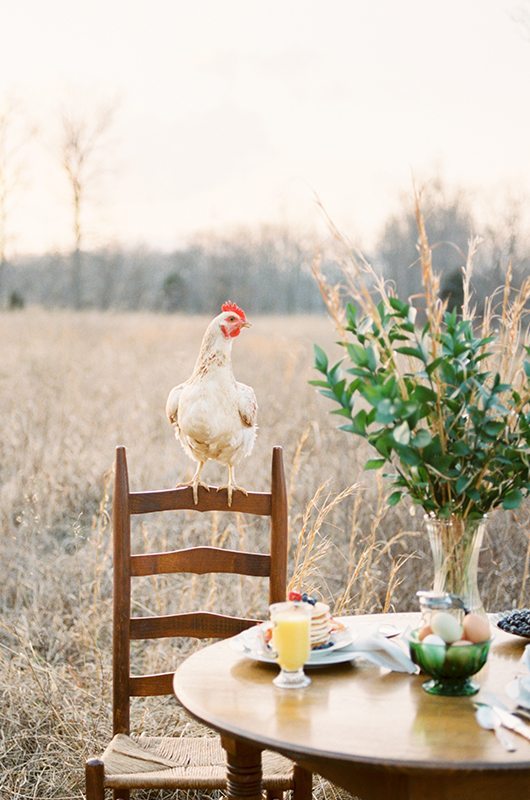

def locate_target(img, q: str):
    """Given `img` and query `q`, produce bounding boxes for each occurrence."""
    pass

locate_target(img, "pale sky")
[1,0,530,254]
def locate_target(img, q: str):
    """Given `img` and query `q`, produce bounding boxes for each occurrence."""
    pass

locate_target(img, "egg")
[462,613,490,643]
[451,639,473,646]
[418,624,433,641]
[431,611,463,644]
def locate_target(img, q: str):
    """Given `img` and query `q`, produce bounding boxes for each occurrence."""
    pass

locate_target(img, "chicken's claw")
[175,480,210,505]
[216,483,249,507]
[192,481,210,505]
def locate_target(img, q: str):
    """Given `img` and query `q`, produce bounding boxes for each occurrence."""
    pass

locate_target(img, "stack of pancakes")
[309,601,332,649]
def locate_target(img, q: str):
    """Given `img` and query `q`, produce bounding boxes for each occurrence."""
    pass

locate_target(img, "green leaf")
[346,302,357,330]
[394,445,421,466]
[375,398,396,424]
[314,344,329,373]
[364,458,387,470]
[411,429,432,448]
[373,432,394,458]
[388,296,409,315]
[360,384,385,406]
[365,344,379,371]
[426,357,444,376]
[331,407,352,417]
[346,343,369,367]
[387,490,403,506]
[452,441,471,456]
[456,475,472,494]
[502,489,523,510]
[393,421,410,445]
[351,409,368,435]
[395,346,426,361]
[413,385,438,403]
[483,420,504,437]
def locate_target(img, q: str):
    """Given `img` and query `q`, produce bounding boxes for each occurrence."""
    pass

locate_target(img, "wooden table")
[173,612,530,800]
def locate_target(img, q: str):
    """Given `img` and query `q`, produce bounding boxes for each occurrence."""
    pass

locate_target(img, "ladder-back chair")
[85,445,312,800]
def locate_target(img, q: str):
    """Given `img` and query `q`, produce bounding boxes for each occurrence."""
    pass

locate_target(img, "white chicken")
[166,302,258,505]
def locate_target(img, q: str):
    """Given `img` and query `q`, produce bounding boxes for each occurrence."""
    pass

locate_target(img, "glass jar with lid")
[416,590,467,632]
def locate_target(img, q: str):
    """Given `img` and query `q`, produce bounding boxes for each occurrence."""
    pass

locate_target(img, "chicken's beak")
[241,321,251,328]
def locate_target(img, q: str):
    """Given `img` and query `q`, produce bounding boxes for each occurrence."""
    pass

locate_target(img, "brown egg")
[462,613,490,643]
[418,624,433,641]
[451,639,473,646]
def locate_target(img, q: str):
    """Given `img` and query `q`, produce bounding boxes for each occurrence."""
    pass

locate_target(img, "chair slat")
[129,672,175,697]
[130,611,260,640]
[129,486,272,516]
[131,546,271,577]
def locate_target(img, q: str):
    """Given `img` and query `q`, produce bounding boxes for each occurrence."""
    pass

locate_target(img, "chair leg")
[85,758,105,800]
[292,765,312,800]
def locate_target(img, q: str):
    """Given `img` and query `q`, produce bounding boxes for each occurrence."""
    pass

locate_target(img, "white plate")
[231,624,354,667]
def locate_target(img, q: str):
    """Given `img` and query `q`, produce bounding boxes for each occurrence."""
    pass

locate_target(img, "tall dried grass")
[0,308,527,799]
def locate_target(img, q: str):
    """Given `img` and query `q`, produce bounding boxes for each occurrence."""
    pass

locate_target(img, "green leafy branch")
[312,299,530,520]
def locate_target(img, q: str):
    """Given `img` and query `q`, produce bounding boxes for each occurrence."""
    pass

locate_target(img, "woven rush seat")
[102,733,294,791]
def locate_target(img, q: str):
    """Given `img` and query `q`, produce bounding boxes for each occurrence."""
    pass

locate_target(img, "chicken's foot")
[216,465,248,507]
[176,461,209,505]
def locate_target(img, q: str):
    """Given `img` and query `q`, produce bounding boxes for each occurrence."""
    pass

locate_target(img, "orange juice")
[271,611,310,671]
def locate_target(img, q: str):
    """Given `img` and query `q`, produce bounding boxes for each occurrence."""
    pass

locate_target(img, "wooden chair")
[85,445,312,800]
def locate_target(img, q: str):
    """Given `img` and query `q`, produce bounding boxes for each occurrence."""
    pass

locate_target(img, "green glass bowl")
[408,630,491,696]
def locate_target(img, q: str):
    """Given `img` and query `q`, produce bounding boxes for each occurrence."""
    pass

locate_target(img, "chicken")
[166,301,258,506]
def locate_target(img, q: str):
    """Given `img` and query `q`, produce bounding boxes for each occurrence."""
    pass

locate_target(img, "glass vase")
[424,515,486,617]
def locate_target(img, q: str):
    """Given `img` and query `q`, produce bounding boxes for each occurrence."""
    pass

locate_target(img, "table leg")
[221,735,263,800]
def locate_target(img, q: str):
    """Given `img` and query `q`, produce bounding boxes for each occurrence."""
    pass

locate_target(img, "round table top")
[174,612,530,772]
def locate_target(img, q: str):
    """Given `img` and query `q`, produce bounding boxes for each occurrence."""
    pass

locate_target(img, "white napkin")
[342,629,419,674]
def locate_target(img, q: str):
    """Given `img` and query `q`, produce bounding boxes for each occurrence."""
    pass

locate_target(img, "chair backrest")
[112,445,288,736]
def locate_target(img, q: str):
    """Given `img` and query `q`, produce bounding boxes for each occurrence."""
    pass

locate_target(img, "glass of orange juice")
[269,601,312,688]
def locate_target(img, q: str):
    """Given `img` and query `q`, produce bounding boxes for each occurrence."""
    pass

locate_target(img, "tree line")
[4,184,528,315]
[0,97,528,314]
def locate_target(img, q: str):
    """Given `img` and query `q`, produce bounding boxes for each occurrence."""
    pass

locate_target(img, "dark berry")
[497,608,530,637]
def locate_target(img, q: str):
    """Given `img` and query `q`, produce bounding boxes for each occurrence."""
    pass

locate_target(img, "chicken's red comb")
[221,301,246,321]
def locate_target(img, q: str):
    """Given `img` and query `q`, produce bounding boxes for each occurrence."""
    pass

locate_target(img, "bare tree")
[375,178,475,309]
[60,103,116,308]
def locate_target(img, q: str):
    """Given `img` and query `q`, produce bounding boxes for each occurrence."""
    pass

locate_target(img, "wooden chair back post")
[269,446,288,605]
[111,445,289,738]
[112,446,132,736]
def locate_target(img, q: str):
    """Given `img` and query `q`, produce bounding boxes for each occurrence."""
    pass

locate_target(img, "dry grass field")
[1,308,528,800]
